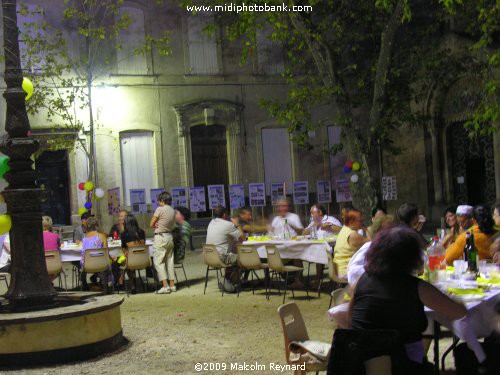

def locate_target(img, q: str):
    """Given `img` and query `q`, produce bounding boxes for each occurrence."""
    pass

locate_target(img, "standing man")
[206,206,244,292]
[73,212,91,245]
[271,198,304,237]
[150,192,176,294]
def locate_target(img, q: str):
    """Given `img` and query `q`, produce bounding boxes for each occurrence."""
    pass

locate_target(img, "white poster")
[171,187,188,208]
[317,180,332,203]
[229,184,245,209]
[271,182,286,205]
[189,187,206,213]
[335,179,352,202]
[249,183,266,207]
[293,181,309,205]
[130,189,147,214]
[207,184,226,209]
[382,176,397,201]
[150,188,165,211]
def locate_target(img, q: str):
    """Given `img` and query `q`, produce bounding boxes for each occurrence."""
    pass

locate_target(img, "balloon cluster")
[22,77,34,101]
[343,159,361,183]
[77,181,105,215]
[0,214,12,235]
[0,156,10,179]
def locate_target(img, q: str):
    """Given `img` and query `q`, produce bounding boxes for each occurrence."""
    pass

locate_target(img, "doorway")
[191,125,228,216]
[36,150,71,225]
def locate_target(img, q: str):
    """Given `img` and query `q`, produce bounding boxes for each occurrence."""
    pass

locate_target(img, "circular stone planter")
[0,294,125,366]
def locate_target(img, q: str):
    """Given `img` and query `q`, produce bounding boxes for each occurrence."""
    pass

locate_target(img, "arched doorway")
[190,125,229,187]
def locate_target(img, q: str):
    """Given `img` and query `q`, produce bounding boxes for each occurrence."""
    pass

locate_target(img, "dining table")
[242,235,336,265]
[60,239,154,262]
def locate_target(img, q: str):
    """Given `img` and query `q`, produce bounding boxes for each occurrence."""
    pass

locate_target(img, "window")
[256,27,284,75]
[116,6,148,74]
[262,128,293,194]
[17,3,46,73]
[187,15,218,74]
[120,132,155,205]
[327,126,346,184]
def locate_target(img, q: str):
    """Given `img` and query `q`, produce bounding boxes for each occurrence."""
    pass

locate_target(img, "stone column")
[1,0,56,307]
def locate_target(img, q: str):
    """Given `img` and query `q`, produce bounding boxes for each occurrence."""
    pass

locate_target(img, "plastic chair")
[125,246,153,294]
[236,244,269,298]
[266,245,306,303]
[202,244,228,296]
[81,248,113,292]
[45,250,67,291]
[329,286,348,309]
[277,302,329,374]
[0,273,9,289]
[327,251,347,294]
[174,263,189,288]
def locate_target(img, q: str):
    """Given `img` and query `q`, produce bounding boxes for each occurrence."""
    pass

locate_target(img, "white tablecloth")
[60,239,154,262]
[242,239,332,265]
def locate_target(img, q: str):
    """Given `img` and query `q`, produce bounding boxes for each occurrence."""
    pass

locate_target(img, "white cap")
[456,205,473,216]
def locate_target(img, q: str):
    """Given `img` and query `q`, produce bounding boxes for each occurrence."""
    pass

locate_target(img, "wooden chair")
[277,302,330,374]
[236,244,269,298]
[266,245,306,303]
[202,244,228,296]
[45,250,67,291]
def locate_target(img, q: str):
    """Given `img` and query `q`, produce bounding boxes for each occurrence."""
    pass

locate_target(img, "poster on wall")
[150,188,165,211]
[382,176,397,201]
[189,187,207,213]
[171,187,188,208]
[271,182,286,205]
[335,179,352,202]
[229,184,245,209]
[207,184,226,209]
[293,181,309,205]
[107,187,121,216]
[317,180,332,203]
[249,183,266,207]
[130,189,147,214]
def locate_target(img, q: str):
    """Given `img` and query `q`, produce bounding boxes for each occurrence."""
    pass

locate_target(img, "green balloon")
[0,156,10,179]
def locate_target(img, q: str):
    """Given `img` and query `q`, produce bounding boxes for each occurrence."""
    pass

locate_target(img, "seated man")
[73,212,91,245]
[236,207,269,237]
[206,206,244,291]
[108,209,129,239]
[456,205,474,233]
[303,204,341,286]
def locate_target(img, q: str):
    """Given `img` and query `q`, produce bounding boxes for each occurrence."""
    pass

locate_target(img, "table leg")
[433,320,441,375]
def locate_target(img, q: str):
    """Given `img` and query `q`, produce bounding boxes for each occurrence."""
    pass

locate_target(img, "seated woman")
[441,205,459,248]
[350,225,466,367]
[120,214,146,294]
[42,215,61,251]
[333,208,369,277]
[445,204,496,265]
[81,216,111,291]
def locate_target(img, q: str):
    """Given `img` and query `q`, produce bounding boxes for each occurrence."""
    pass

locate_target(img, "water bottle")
[310,224,317,239]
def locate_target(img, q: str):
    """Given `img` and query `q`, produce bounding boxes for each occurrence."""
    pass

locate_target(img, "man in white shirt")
[206,206,244,292]
[304,204,342,286]
[271,199,304,237]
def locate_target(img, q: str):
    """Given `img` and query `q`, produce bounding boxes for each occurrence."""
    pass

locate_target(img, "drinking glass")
[453,260,468,287]
[478,260,489,278]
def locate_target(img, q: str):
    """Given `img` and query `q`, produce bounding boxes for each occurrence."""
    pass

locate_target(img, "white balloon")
[350,174,359,183]
[95,188,105,198]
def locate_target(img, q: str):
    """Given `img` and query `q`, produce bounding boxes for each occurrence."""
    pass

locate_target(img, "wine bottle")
[468,233,478,273]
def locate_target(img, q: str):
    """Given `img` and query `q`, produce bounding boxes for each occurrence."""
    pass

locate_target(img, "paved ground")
[0,249,457,374]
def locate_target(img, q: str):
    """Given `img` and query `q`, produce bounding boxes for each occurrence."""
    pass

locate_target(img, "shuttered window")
[116,6,148,75]
[262,128,293,194]
[120,132,154,205]
[187,15,218,75]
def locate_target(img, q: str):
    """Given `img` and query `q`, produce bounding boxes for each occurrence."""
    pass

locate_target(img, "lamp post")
[1,0,56,307]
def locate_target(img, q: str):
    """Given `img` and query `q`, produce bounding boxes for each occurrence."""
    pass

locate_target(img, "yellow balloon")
[22,77,34,100]
[78,207,88,216]
[0,214,12,235]
[352,162,361,171]
[84,181,94,191]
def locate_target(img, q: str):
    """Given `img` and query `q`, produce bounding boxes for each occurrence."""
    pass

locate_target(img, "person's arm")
[150,216,158,229]
[100,233,108,248]
[445,233,466,265]
[347,231,368,248]
[418,281,466,321]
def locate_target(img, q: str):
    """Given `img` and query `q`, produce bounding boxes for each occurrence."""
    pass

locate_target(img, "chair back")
[45,250,63,276]
[266,245,284,272]
[365,355,391,375]
[83,248,110,273]
[327,251,348,284]
[202,244,226,268]
[277,302,309,365]
[237,245,262,269]
[126,246,151,270]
